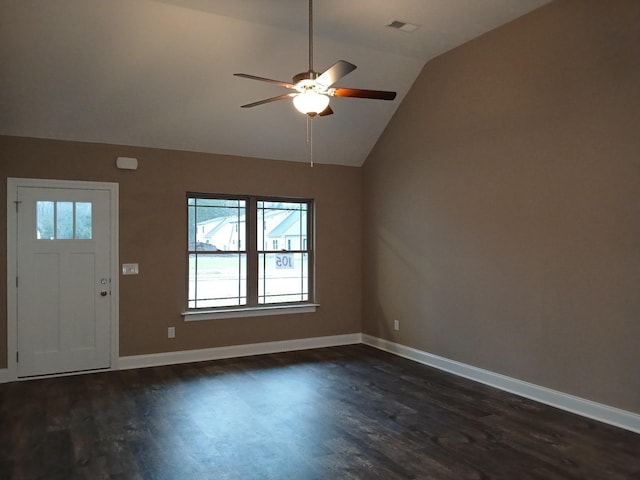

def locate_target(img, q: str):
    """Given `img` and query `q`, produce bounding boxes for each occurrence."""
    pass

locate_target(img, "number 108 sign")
[275,253,295,269]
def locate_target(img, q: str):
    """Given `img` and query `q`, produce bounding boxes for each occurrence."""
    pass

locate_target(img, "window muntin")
[187,195,313,311]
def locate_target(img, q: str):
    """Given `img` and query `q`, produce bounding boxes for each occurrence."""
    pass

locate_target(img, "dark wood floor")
[1,345,639,479]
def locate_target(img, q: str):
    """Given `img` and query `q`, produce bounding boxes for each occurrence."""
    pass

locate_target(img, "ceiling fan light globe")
[293,91,330,115]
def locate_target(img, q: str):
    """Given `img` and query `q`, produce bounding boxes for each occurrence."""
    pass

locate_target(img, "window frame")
[184,193,316,319]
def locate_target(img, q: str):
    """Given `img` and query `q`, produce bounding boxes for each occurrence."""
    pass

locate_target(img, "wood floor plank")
[1,344,639,479]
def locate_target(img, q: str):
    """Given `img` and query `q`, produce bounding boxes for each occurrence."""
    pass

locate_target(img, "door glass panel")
[75,202,92,239]
[37,200,93,240]
[36,201,55,240]
[56,202,74,239]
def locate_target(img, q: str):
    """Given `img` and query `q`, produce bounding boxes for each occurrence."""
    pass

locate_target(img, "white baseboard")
[362,334,640,435]
[0,368,8,383]
[119,333,363,370]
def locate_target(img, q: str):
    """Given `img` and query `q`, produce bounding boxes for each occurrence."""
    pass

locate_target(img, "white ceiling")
[0,0,551,167]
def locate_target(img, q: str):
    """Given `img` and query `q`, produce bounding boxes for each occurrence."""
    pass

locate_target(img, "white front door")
[15,184,113,377]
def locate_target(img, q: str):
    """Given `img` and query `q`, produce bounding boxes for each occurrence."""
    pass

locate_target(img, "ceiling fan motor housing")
[293,71,319,84]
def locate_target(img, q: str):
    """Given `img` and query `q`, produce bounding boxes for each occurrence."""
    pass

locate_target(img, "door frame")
[6,177,119,381]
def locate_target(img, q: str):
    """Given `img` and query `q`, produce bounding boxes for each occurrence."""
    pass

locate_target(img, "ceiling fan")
[234,0,397,117]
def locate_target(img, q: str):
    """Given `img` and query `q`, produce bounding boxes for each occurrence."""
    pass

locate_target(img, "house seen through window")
[187,194,313,309]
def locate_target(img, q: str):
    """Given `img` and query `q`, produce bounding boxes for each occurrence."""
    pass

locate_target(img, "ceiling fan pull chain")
[307,115,314,167]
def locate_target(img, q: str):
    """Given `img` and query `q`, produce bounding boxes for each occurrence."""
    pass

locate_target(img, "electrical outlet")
[167,326,175,338]
[393,319,400,331]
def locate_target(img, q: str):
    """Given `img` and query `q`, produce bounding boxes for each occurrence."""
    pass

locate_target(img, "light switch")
[122,263,139,275]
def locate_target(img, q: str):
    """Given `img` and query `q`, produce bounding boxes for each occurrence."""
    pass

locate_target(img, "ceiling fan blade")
[234,73,295,89]
[240,93,296,108]
[331,88,397,100]
[318,105,334,116]
[316,60,357,87]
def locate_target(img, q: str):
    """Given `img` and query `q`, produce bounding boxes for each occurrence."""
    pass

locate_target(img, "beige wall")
[1,135,362,364]
[362,0,640,413]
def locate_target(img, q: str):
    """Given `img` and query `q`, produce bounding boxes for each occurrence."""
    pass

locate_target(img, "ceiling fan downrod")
[308,0,314,73]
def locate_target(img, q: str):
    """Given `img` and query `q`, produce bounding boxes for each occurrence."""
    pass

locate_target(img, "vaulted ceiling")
[0,0,551,166]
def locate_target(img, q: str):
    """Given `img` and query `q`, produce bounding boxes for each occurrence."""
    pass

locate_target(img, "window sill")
[182,303,319,321]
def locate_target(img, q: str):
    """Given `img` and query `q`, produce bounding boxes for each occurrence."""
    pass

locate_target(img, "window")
[36,200,92,240]
[257,200,310,304]
[187,194,313,311]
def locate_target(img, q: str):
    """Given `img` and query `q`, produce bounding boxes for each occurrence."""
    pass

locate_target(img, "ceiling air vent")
[386,20,419,33]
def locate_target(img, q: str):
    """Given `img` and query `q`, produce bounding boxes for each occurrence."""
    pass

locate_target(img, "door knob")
[100,291,108,296]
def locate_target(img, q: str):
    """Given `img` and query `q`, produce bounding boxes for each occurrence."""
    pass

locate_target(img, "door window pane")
[75,202,92,239]
[36,201,55,239]
[56,202,74,239]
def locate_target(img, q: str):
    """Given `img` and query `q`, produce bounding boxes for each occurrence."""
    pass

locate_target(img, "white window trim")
[182,303,319,321]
